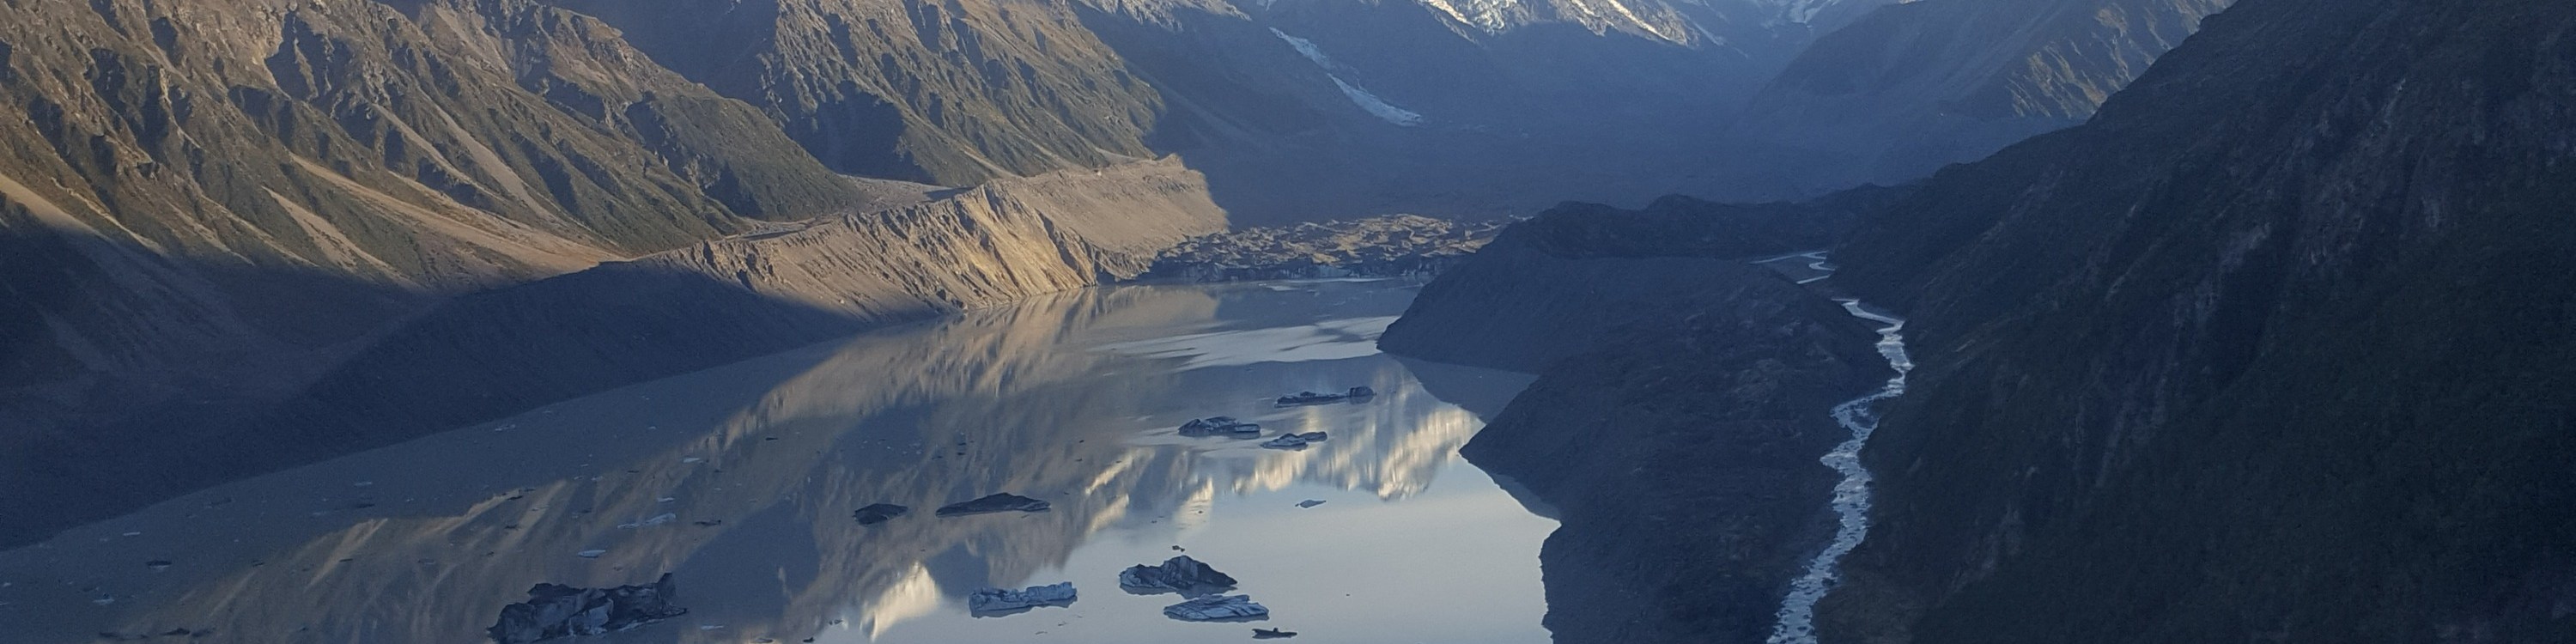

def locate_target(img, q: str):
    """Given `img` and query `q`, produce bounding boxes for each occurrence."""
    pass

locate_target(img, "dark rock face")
[1382,203,1892,642]
[935,494,1053,517]
[1378,190,1903,374]
[1735,0,2233,189]
[1820,0,2576,641]
[487,574,687,644]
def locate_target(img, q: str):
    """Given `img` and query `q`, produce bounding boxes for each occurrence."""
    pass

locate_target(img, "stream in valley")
[1753,252,1916,644]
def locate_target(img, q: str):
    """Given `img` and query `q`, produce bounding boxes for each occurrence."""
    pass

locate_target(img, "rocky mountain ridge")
[1735,0,2233,189]
[2,0,878,500]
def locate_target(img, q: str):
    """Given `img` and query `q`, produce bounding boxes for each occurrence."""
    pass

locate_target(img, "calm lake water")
[0,280,1553,644]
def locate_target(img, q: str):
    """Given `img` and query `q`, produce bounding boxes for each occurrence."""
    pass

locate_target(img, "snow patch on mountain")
[1272,27,1335,67]
[1271,28,1429,126]
[1415,0,1523,33]
[1330,77,1429,125]
[1761,0,1900,26]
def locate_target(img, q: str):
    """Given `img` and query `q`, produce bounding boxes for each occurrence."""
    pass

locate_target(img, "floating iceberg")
[1119,556,1239,596]
[617,513,677,529]
[1275,391,1347,406]
[1163,594,1269,621]
[1180,416,1263,436]
[852,503,909,525]
[1260,432,1332,449]
[936,494,1051,516]
[967,582,1078,614]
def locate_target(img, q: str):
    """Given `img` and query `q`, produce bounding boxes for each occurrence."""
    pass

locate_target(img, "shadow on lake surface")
[0,280,1550,644]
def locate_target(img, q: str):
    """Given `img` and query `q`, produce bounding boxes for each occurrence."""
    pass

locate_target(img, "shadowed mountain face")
[1735,0,2233,190]
[1820,0,2576,641]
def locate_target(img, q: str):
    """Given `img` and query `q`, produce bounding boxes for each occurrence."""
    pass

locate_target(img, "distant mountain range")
[1736,0,2233,190]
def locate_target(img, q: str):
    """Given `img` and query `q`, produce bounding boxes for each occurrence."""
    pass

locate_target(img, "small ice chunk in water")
[935,494,1050,516]
[618,513,677,529]
[1261,433,1330,449]
[575,550,608,558]
[853,503,910,525]
[681,458,704,464]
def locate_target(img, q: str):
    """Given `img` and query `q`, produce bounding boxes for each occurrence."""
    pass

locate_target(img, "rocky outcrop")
[1378,191,1901,373]
[1819,0,2576,641]
[1734,0,2232,189]
[1381,198,1892,643]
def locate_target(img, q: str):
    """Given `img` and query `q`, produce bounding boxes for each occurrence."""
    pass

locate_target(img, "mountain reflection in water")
[0,280,1552,644]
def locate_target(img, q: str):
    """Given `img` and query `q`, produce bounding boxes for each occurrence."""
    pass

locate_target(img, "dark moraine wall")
[1379,190,1901,373]
[1383,197,1893,643]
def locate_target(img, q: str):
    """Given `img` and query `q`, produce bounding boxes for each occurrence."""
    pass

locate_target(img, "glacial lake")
[0,280,1554,644]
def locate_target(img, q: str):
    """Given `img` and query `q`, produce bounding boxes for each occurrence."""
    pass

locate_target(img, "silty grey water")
[0,280,1552,644]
